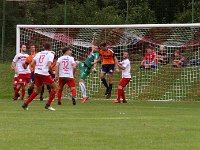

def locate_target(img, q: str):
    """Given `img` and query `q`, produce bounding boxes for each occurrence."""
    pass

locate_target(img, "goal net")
[16,24,200,101]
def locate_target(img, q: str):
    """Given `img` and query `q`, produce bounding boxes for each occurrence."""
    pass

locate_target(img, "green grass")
[1,100,200,150]
[1,62,200,149]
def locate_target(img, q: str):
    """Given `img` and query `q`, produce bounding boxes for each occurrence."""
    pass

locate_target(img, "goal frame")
[16,23,200,54]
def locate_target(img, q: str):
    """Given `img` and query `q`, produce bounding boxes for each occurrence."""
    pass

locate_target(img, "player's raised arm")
[92,33,96,46]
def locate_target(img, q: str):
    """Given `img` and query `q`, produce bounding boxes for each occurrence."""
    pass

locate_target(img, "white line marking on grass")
[0,116,130,120]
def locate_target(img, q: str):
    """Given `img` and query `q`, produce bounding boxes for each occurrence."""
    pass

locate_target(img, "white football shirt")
[13,53,30,74]
[33,50,54,76]
[57,55,75,78]
[120,59,131,78]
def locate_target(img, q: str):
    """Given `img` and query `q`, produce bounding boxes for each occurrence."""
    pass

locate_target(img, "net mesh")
[18,25,200,101]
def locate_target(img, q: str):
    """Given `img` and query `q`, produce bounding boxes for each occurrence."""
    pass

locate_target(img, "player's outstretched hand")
[92,68,97,73]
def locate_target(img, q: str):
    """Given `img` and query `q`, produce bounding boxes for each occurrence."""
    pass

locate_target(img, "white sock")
[79,82,86,98]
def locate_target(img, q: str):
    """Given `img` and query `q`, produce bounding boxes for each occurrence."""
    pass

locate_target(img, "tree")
[127,1,157,24]
[174,1,200,23]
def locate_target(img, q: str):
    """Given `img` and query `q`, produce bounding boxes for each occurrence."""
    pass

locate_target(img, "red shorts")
[59,77,76,88]
[18,74,31,86]
[34,74,55,87]
[13,77,18,87]
[119,78,131,87]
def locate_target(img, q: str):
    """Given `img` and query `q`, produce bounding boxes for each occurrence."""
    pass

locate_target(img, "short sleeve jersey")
[144,51,157,63]
[13,53,31,74]
[120,59,131,78]
[33,50,54,76]
[57,55,75,78]
[99,49,115,65]
[25,54,36,72]
[85,52,99,68]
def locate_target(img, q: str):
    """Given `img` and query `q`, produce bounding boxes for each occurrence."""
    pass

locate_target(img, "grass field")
[1,63,200,150]
[1,100,200,150]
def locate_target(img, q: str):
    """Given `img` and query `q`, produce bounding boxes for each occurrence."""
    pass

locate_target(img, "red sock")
[57,90,62,103]
[14,86,16,92]
[71,89,76,97]
[47,89,57,106]
[14,88,20,97]
[25,92,38,105]
[121,89,126,101]
[117,89,123,100]
[21,89,25,100]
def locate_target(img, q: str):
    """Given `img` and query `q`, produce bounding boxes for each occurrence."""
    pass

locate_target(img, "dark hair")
[146,45,153,49]
[20,44,26,48]
[99,42,107,47]
[30,44,35,47]
[44,42,51,50]
[62,46,72,54]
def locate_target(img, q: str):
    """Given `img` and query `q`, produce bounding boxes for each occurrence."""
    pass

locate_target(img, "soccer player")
[11,65,20,99]
[78,34,99,103]
[94,42,119,99]
[12,44,31,100]
[114,51,131,103]
[40,54,57,101]
[56,46,76,105]
[22,42,57,111]
[23,44,36,97]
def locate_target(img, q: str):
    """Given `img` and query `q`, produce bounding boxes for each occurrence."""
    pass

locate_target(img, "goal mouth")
[16,24,200,101]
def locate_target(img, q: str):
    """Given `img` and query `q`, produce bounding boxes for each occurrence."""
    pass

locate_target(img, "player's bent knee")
[118,85,123,89]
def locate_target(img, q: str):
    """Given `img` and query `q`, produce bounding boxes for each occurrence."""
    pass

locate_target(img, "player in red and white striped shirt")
[22,42,57,111]
[12,44,31,100]
[114,51,131,103]
[56,46,76,105]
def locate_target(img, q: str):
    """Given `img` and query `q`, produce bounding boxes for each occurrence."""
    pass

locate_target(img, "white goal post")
[16,24,200,101]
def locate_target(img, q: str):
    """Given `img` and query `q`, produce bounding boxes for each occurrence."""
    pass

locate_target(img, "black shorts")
[101,64,115,73]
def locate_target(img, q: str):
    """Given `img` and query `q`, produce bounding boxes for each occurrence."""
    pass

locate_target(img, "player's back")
[34,50,54,76]
[57,55,75,78]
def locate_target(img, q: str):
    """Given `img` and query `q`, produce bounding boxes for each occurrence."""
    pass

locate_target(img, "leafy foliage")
[0,0,198,60]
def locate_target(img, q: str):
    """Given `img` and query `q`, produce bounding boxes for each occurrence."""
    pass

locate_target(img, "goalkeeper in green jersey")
[78,33,99,103]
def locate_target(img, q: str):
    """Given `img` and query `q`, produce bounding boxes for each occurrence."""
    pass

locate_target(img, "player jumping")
[77,33,99,103]
[94,42,119,99]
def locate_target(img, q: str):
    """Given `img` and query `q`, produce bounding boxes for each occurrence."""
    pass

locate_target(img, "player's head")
[20,44,26,52]
[43,42,51,50]
[99,42,107,51]
[160,45,164,51]
[147,45,153,53]
[62,46,72,56]
[92,45,99,52]
[30,44,36,53]
[123,51,129,59]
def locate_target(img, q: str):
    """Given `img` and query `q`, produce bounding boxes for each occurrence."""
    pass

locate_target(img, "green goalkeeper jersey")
[84,52,99,68]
